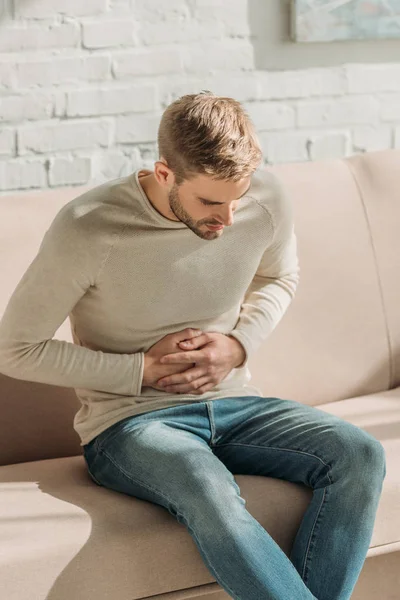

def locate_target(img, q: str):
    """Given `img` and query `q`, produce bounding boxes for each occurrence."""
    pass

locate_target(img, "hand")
[156,332,246,395]
[143,328,204,392]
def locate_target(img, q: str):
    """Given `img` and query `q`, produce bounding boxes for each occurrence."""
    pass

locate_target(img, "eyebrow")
[197,183,252,205]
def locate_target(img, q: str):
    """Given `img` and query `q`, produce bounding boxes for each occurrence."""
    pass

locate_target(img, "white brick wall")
[0,0,399,192]
[13,0,108,19]
[48,157,92,186]
[66,85,158,117]
[18,119,113,154]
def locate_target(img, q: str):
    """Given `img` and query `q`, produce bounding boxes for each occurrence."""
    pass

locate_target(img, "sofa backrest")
[0,186,90,466]
[251,149,400,404]
[0,150,399,466]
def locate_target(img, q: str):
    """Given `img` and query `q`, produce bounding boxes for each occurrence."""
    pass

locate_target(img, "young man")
[0,92,386,600]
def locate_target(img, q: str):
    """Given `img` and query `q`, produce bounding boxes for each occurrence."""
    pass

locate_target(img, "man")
[0,91,386,600]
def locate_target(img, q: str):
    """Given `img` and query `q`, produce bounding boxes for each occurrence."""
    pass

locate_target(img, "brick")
[0,22,80,53]
[243,101,295,132]
[116,113,161,144]
[395,128,400,149]
[0,61,16,89]
[0,128,15,156]
[107,0,132,14]
[112,48,182,78]
[48,157,92,186]
[195,0,242,5]
[194,4,250,37]
[15,54,110,88]
[258,131,310,164]
[297,96,379,128]
[0,93,53,123]
[54,92,67,118]
[380,93,400,122]
[134,0,189,23]
[346,65,400,94]
[182,40,253,73]
[82,18,136,48]
[0,159,47,191]
[258,68,347,100]
[158,77,212,108]
[90,149,135,181]
[0,0,13,21]
[14,0,108,18]
[18,119,112,154]
[159,74,259,107]
[137,147,158,171]
[139,19,222,45]
[352,126,393,152]
[308,132,351,161]
[66,85,157,117]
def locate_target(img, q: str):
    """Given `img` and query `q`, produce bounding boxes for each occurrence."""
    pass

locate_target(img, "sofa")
[0,149,399,600]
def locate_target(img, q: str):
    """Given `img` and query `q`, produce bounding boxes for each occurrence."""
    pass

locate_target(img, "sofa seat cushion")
[1,389,399,600]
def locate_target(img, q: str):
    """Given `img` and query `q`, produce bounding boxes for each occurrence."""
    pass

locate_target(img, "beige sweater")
[0,167,300,446]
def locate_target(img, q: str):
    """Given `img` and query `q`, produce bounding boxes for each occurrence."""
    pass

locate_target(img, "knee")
[357,434,386,477]
[336,425,386,480]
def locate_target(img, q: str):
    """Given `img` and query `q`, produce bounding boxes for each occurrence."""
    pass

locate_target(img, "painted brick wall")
[0,0,399,192]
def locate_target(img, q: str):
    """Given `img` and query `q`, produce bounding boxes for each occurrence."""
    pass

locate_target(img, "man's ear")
[154,160,173,187]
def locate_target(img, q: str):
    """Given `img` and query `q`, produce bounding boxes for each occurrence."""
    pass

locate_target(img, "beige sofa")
[0,149,399,600]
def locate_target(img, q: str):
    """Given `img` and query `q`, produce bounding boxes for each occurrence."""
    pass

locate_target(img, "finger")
[192,381,217,395]
[158,367,206,388]
[164,375,212,394]
[160,350,203,364]
[179,334,208,350]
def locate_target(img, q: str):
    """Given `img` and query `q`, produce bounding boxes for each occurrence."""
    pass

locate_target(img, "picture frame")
[291,0,400,42]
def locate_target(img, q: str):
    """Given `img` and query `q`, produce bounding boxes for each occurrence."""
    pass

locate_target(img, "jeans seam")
[99,447,179,508]
[210,441,333,587]
[210,441,334,483]
[302,485,329,584]
[206,401,217,446]
[100,447,241,600]
[83,451,103,486]
[94,425,124,452]
[87,466,103,486]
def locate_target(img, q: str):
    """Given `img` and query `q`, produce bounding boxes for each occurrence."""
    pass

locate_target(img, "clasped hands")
[157,331,246,395]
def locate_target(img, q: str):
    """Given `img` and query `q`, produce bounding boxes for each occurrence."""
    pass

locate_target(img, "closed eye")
[197,183,251,206]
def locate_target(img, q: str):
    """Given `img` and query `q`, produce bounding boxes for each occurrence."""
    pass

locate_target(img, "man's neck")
[138,170,180,222]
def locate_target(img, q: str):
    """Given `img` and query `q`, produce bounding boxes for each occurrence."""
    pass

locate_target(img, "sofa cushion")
[1,388,399,600]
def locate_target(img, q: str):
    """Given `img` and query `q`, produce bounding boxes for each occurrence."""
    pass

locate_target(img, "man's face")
[168,172,252,240]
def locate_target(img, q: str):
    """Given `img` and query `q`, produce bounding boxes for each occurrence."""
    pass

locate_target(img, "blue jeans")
[83,396,386,600]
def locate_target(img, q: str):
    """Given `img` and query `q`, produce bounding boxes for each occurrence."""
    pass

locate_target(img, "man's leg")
[210,396,387,600]
[83,403,319,600]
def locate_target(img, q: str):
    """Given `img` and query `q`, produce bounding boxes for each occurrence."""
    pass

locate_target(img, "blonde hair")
[157,90,263,186]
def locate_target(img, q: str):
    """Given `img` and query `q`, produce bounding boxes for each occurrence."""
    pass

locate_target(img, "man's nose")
[218,205,235,226]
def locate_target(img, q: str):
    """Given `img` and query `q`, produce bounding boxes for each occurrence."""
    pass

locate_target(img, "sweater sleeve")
[228,174,300,370]
[0,202,144,396]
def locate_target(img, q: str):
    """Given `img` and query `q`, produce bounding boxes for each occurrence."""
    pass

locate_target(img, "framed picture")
[291,0,400,42]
